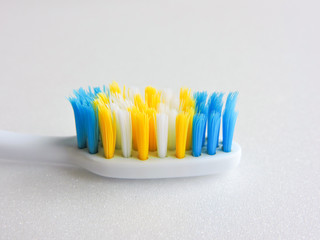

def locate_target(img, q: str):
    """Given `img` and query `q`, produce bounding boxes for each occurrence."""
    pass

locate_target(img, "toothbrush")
[0,82,241,179]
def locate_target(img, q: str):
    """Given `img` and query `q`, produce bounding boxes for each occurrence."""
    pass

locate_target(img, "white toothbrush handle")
[0,130,77,166]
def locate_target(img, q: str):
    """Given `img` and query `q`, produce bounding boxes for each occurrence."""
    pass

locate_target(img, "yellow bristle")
[180,88,190,99]
[134,94,147,112]
[97,102,116,159]
[123,85,126,99]
[186,107,194,150]
[145,86,161,109]
[136,111,149,160]
[179,88,190,110]
[129,106,139,151]
[110,81,121,95]
[176,111,190,159]
[92,99,100,110]
[144,86,161,151]
[147,108,157,151]
[179,87,194,111]
[178,88,195,151]
[96,92,109,104]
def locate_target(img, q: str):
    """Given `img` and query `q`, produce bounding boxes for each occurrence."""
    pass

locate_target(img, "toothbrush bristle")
[222,92,239,152]
[192,114,206,157]
[136,111,149,160]
[68,82,239,160]
[156,113,169,158]
[185,107,195,151]
[194,91,208,113]
[207,111,221,155]
[208,92,224,148]
[69,97,87,149]
[97,100,116,159]
[175,111,190,159]
[198,101,209,147]
[84,104,99,154]
[167,109,177,151]
[118,109,132,158]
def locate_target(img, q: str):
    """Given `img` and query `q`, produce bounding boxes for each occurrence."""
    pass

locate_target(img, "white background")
[0,0,319,239]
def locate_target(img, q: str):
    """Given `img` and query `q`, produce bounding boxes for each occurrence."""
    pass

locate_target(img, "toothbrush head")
[67,82,241,178]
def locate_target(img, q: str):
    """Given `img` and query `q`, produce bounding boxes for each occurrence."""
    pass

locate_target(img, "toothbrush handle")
[0,130,78,166]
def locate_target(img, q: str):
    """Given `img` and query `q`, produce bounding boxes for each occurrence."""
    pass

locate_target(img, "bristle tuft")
[69,97,87,149]
[156,113,168,158]
[136,111,149,160]
[192,114,206,157]
[168,109,177,150]
[207,111,221,155]
[176,111,190,159]
[118,109,132,158]
[84,104,99,154]
[223,92,239,152]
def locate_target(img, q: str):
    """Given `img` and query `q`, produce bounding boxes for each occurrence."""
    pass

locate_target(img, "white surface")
[0,0,319,239]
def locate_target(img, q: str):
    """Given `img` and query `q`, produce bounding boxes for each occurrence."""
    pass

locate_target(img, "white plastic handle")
[0,130,241,179]
[0,130,76,166]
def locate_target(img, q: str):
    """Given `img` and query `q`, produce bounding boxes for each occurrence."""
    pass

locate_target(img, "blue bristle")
[216,118,221,147]
[88,86,93,95]
[194,91,208,113]
[76,88,88,102]
[69,97,87,149]
[198,103,208,146]
[222,92,239,152]
[194,92,208,146]
[79,88,96,103]
[208,92,224,147]
[87,87,96,100]
[207,111,221,155]
[192,114,206,157]
[84,104,99,154]
[94,87,102,95]
[69,87,103,152]
[208,92,224,115]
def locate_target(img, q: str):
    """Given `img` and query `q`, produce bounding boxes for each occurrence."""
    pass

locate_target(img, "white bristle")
[167,109,177,150]
[161,88,173,104]
[156,113,168,158]
[128,87,141,101]
[158,103,169,113]
[170,96,180,110]
[110,104,122,149]
[118,109,132,157]
[110,95,134,109]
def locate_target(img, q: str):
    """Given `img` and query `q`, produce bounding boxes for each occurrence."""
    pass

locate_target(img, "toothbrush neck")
[0,130,77,166]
